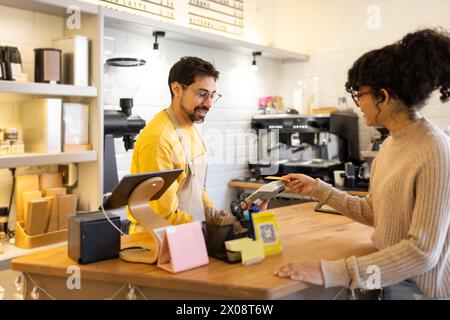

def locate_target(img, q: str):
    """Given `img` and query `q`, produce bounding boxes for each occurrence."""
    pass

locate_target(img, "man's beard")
[180,100,208,124]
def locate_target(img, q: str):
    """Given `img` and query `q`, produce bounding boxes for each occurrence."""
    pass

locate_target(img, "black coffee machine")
[249,109,362,184]
[372,126,390,151]
[345,126,390,190]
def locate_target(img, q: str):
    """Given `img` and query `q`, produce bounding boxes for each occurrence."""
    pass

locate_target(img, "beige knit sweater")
[312,118,450,298]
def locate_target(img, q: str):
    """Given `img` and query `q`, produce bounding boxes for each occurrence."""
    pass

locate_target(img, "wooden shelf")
[0,241,66,265]
[0,151,97,169]
[0,0,98,16]
[0,81,97,97]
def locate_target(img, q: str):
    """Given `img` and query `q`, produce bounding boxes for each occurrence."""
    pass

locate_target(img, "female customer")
[274,28,450,300]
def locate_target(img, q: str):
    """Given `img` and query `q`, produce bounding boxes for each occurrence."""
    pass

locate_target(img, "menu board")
[96,0,245,37]
[188,0,244,36]
[101,0,175,20]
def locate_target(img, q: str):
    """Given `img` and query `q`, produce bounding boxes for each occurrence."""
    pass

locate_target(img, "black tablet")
[102,169,184,210]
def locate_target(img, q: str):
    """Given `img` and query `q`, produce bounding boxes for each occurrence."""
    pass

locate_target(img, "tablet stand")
[119,177,171,264]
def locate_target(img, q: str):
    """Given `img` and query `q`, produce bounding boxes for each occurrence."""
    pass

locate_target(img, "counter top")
[11,202,376,299]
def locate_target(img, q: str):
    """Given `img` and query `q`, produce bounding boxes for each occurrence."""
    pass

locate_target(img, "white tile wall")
[104,27,283,210]
[0,5,64,80]
[273,0,450,148]
[279,48,380,152]
[279,48,450,153]
[107,26,450,211]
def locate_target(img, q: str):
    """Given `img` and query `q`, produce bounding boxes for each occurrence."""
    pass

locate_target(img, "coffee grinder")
[103,58,147,194]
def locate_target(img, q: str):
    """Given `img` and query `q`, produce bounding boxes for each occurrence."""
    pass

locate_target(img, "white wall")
[274,0,450,54]
[276,0,450,152]
[104,27,282,210]
[106,0,450,212]
[243,0,277,46]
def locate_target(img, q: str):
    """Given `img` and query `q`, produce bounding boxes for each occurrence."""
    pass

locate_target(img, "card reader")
[245,180,285,202]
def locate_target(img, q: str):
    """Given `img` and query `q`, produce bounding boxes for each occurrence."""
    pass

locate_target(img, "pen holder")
[204,222,246,263]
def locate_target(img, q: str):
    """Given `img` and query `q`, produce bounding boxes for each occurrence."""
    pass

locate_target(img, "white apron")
[167,107,207,222]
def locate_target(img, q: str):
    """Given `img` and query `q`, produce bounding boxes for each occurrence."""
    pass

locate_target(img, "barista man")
[128,56,221,233]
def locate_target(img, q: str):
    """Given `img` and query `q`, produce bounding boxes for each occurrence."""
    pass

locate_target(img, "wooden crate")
[14,221,67,249]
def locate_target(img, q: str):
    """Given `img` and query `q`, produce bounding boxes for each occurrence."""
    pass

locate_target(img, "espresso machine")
[248,109,361,185]
[371,126,390,151]
[354,126,390,189]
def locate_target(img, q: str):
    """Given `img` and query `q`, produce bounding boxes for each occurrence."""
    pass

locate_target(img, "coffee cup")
[333,170,345,186]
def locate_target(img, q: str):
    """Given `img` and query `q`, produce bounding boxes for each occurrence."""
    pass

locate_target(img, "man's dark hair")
[168,56,220,98]
[345,28,450,112]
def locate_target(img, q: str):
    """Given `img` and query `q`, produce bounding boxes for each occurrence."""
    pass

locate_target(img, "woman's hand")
[273,261,324,285]
[282,174,318,196]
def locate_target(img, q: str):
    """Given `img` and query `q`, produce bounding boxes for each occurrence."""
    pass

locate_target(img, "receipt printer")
[68,212,121,264]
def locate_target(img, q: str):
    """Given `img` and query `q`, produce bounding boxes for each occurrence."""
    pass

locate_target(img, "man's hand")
[241,199,270,211]
[273,261,324,286]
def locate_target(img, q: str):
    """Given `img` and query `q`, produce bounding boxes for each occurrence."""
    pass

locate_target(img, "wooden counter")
[11,202,376,300]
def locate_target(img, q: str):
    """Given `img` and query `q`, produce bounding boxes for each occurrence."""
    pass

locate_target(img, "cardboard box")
[53,35,89,86]
[62,103,89,145]
[22,99,62,153]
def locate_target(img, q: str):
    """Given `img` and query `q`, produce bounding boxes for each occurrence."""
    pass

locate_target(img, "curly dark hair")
[168,56,220,98]
[345,28,450,111]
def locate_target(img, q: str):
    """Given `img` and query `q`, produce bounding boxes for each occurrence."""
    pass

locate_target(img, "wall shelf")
[103,8,308,63]
[0,0,308,215]
[0,151,97,169]
[0,81,98,98]
[0,0,99,17]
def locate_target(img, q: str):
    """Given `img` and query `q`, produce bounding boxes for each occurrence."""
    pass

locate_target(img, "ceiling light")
[250,51,262,72]
[153,31,166,51]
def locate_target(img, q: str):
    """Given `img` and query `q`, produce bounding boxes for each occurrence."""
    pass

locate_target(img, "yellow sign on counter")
[251,211,283,256]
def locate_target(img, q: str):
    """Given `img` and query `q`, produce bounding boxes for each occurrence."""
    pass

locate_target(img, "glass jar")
[4,128,18,141]
[10,140,24,154]
[0,141,11,156]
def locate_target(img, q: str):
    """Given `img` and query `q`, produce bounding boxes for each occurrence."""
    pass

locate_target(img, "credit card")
[264,176,289,182]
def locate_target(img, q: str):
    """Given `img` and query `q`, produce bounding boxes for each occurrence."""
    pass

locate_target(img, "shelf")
[0,241,66,266]
[0,151,97,169]
[103,7,308,63]
[0,0,308,63]
[0,0,98,17]
[0,81,97,98]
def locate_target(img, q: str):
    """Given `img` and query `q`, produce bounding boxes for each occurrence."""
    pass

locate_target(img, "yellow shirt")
[128,109,215,228]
